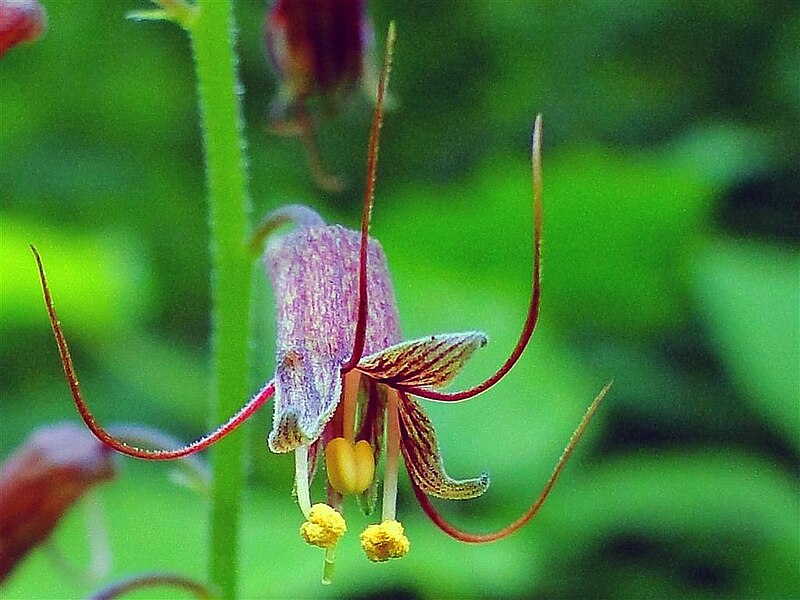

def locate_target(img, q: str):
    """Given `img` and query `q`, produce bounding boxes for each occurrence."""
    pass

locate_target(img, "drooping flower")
[265,0,375,191]
[0,421,209,583]
[0,0,46,58]
[32,24,610,583]
[0,423,116,582]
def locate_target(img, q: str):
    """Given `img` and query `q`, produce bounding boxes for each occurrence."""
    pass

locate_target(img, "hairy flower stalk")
[33,21,609,585]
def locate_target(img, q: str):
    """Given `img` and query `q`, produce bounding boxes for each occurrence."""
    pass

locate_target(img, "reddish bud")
[265,0,373,190]
[0,423,116,582]
[0,0,46,58]
[266,0,367,118]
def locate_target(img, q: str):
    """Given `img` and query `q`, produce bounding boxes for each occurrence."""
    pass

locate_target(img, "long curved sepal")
[342,21,396,372]
[31,245,274,460]
[399,115,544,403]
[410,381,611,542]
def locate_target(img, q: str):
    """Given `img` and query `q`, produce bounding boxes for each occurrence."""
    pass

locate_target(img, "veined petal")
[396,391,489,500]
[269,351,342,453]
[358,332,487,389]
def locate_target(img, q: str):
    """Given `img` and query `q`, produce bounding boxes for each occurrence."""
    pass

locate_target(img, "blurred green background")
[1,0,798,598]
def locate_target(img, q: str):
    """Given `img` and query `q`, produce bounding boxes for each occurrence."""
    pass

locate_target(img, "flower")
[31,22,610,583]
[0,423,116,582]
[266,0,368,120]
[0,421,210,583]
[264,0,376,191]
[0,0,46,58]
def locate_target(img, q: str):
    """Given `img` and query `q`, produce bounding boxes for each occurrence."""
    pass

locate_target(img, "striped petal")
[357,332,487,389]
[397,391,489,500]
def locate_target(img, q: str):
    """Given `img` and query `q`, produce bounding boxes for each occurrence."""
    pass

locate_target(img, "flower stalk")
[185,1,251,597]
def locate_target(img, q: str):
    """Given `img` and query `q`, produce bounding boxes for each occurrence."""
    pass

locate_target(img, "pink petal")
[264,219,402,453]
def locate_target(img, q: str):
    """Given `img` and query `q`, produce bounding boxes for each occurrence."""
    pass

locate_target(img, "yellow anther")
[300,503,346,549]
[325,437,375,495]
[359,520,410,562]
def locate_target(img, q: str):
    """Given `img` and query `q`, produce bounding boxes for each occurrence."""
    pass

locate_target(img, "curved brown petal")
[396,391,489,500]
[358,332,487,389]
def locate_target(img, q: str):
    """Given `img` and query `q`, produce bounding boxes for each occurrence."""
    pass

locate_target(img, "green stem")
[187,2,251,598]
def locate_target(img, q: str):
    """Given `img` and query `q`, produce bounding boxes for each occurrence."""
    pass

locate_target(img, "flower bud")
[265,0,368,127]
[0,423,116,582]
[0,0,46,58]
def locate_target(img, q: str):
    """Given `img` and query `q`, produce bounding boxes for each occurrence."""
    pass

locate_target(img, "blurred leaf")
[377,144,715,339]
[0,214,151,337]
[546,450,800,599]
[692,239,800,445]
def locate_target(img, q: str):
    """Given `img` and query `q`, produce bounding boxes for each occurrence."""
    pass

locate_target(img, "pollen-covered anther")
[325,437,375,495]
[300,503,346,549]
[359,520,410,562]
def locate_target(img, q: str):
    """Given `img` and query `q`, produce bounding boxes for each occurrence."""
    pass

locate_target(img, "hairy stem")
[187,2,251,597]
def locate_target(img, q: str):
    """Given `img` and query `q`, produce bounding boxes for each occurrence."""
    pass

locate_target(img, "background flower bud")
[0,423,116,582]
[265,0,369,128]
[0,0,46,58]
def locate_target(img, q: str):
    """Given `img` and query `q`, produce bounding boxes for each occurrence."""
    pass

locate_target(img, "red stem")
[398,115,544,402]
[90,572,214,600]
[31,245,274,460]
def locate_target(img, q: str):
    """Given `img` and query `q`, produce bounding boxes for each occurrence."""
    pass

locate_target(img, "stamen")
[299,504,346,549]
[342,22,396,372]
[396,114,544,403]
[322,547,336,585]
[382,388,401,521]
[294,445,312,517]
[360,520,410,562]
[30,245,274,460]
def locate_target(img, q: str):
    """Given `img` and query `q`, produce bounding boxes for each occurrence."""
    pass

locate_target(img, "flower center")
[324,437,375,495]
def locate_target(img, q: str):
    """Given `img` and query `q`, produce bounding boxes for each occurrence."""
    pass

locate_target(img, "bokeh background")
[1,0,798,598]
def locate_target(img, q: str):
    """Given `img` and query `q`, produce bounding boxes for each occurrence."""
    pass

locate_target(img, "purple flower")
[32,25,609,578]
[0,0,46,58]
[0,423,115,582]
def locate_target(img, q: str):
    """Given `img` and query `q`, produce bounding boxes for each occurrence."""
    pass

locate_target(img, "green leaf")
[693,240,800,445]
